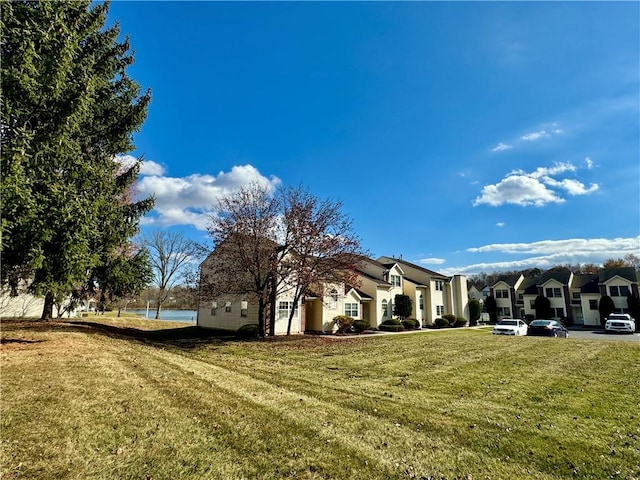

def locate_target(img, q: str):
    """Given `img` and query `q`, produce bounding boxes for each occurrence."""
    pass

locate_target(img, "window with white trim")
[329,289,338,309]
[278,301,298,320]
[551,307,564,318]
[545,287,562,298]
[225,301,232,312]
[381,299,388,317]
[589,299,598,310]
[211,301,217,316]
[435,280,444,291]
[390,274,401,287]
[241,300,248,317]
[419,295,424,310]
[345,302,359,317]
[497,307,511,317]
[436,305,444,316]
[610,285,629,297]
[496,289,509,299]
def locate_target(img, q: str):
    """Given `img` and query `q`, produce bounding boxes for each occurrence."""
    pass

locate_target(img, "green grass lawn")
[1,320,638,480]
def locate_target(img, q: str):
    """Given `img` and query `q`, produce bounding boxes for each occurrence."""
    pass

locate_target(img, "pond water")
[123,309,197,323]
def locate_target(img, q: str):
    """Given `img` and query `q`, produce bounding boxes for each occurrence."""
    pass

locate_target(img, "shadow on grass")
[70,321,236,348]
[1,318,237,349]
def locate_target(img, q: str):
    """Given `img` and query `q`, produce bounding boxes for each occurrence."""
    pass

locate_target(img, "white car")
[492,319,528,336]
[605,313,636,334]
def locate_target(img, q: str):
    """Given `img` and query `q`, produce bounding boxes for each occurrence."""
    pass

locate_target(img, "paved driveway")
[567,329,640,343]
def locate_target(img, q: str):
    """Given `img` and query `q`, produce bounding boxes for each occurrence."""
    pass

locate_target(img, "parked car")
[492,319,528,336]
[605,313,636,334]
[527,319,569,338]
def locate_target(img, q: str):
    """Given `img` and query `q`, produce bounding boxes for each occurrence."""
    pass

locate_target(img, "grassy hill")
[1,317,638,479]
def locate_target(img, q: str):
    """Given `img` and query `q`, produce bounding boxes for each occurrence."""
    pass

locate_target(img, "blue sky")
[109,1,640,276]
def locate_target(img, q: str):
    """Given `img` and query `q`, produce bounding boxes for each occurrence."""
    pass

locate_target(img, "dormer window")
[390,274,401,287]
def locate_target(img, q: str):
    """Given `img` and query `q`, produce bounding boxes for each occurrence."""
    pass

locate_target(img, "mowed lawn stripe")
[2,321,639,479]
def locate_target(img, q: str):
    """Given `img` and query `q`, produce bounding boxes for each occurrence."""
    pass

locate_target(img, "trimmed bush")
[442,314,456,324]
[379,324,404,332]
[332,315,354,334]
[454,317,467,328]
[353,320,370,333]
[434,317,449,328]
[382,318,402,326]
[235,323,260,340]
[402,318,420,330]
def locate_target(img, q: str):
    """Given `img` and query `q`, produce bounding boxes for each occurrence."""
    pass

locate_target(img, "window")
[517,293,524,303]
[589,299,598,310]
[241,301,248,317]
[496,289,509,299]
[345,302,359,317]
[497,307,511,317]
[610,285,629,297]
[571,292,581,304]
[551,307,564,318]
[435,280,444,291]
[436,305,444,316]
[329,289,338,309]
[530,300,536,309]
[278,301,298,319]
[211,301,217,316]
[419,295,424,310]
[390,274,401,287]
[545,287,562,298]
[381,299,388,317]
[225,301,232,313]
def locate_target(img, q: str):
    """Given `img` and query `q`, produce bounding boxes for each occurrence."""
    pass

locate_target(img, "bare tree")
[204,183,366,336]
[143,231,207,319]
[278,186,365,334]
[205,183,284,336]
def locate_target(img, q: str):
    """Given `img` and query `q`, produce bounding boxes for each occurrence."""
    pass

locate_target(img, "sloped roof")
[598,267,637,284]
[493,274,522,287]
[570,273,598,290]
[520,277,539,295]
[403,276,428,287]
[377,256,449,279]
[538,270,572,285]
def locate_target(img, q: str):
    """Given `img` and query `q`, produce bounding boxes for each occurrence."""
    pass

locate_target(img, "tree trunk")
[41,292,55,321]
[155,302,161,320]
[257,297,266,338]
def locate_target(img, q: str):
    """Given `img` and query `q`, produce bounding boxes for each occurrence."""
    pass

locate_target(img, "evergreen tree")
[468,298,481,326]
[484,294,497,324]
[534,295,552,319]
[1,1,152,319]
[598,295,615,328]
[393,294,412,320]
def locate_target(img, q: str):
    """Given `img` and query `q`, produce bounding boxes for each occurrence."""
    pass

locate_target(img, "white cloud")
[521,130,548,141]
[585,157,594,169]
[136,164,281,230]
[473,174,564,207]
[418,258,446,265]
[473,161,598,207]
[440,236,640,276]
[466,237,639,255]
[140,160,166,176]
[496,222,505,227]
[492,142,513,152]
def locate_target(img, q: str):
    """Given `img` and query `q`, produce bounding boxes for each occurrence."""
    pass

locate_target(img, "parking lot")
[567,329,640,343]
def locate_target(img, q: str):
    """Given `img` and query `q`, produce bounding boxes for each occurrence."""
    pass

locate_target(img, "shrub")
[401,318,420,330]
[382,318,402,326]
[454,317,467,328]
[379,324,404,332]
[235,324,260,340]
[353,320,370,333]
[332,315,354,334]
[434,318,449,328]
[442,314,456,324]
